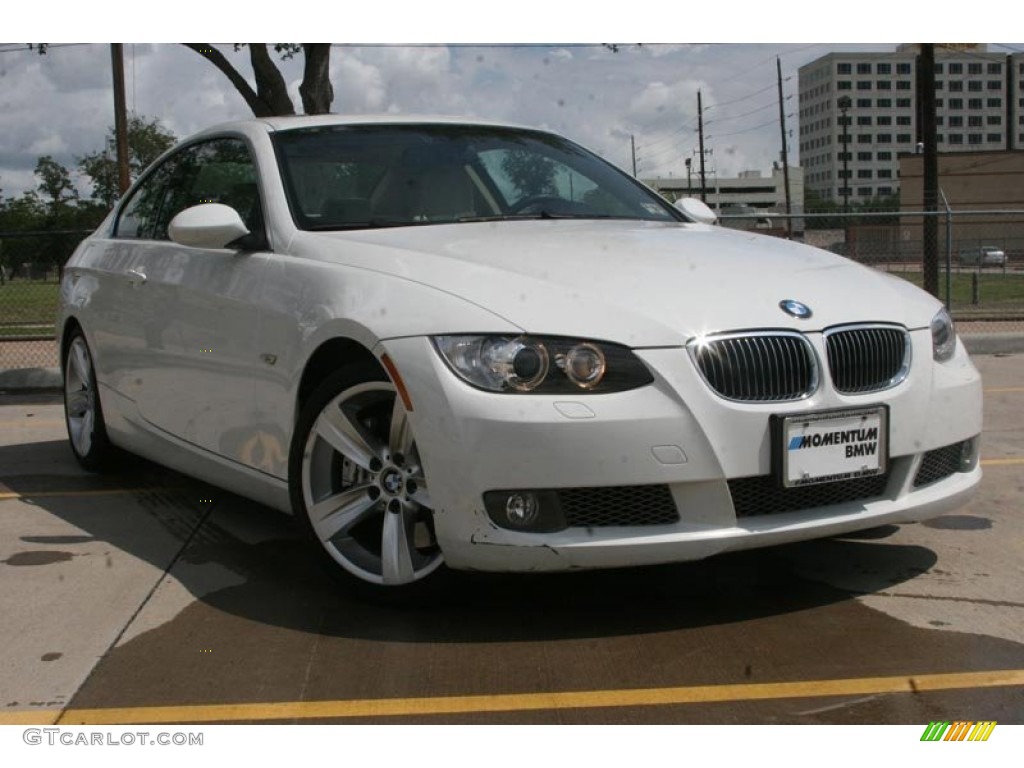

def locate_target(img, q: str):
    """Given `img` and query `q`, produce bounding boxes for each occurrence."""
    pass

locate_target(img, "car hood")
[293,220,942,347]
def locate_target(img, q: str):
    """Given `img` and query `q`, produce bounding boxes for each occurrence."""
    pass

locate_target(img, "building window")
[935,99,944,108]
[968,62,982,75]
[876,133,892,144]
[877,151,892,161]
[877,98,892,108]
[968,133,983,145]
[837,63,852,75]
[987,80,1002,90]
[897,134,912,143]
[857,169,872,179]
[838,80,852,90]
[987,62,1002,75]
[856,98,872,108]
[877,63,891,75]
[987,115,1002,125]
[877,169,892,179]
[949,115,963,127]
[968,115,983,127]
[897,98,911,108]
[948,80,963,92]
[857,63,872,74]
[968,80,983,92]
[936,116,945,126]
[949,63,963,74]
[937,134,945,143]
[857,151,873,161]
[935,80,944,90]
[935,63,944,74]
[878,187,893,197]
[876,115,892,125]
[857,187,873,197]
[988,98,1002,108]
[857,134,873,143]
[897,62,911,74]
[838,151,851,161]
[987,133,1002,143]
[948,133,963,144]
[876,80,892,90]
[857,80,872,90]
[857,116,872,125]
[839,169,851,179]
[949,98,964,109]
[896,116,912,126]
[896,80,912,90]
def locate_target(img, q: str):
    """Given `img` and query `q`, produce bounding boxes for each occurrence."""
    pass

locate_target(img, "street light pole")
[838,95,851,213]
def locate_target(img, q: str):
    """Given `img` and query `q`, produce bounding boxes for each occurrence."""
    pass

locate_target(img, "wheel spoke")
[389,396,415,458]
[79,407,93,454]
[70,341,91,387]
[314,404,381,470]
[408,478,432,510]
[381,509,416,585]
[311,484,379,542]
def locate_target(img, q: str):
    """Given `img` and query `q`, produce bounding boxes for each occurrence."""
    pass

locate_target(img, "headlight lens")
[930,308,956,362]
[433,335,653,393]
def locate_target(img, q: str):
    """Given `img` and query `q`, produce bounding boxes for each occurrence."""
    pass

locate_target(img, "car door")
[111,137,270,467]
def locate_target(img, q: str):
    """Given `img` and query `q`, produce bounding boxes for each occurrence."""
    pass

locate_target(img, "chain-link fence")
[1,213,1022,373]
[0,229,89,370]
[720,209,1024,333]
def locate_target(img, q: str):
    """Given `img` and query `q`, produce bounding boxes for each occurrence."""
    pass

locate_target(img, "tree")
[35,155,78,216]
[77,115,177,207]
[184,44,333,116]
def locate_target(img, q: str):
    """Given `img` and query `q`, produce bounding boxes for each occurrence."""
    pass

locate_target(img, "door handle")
[126,269,147,286]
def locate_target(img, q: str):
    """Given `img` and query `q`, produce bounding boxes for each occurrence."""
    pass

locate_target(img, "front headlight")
[432,335,653,393]
[931,308,956,362]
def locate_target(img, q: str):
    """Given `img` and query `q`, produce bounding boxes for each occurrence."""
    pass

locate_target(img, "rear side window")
[116,139,260,240]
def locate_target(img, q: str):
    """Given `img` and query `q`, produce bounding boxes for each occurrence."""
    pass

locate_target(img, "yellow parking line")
[984,387,1024,393]
[0,488,165,501]
[0,669,1019,725]
[981,458,1024,467]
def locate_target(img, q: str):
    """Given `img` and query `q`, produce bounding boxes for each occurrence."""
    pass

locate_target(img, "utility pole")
[697,90,707,203]
[630,134,637,177]
[920,44,940,298]
[110,44,130,197]
[777,57,792,238]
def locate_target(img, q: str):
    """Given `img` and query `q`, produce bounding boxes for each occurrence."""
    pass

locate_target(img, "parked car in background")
[959,245,1007,267]
[58,116,983,598]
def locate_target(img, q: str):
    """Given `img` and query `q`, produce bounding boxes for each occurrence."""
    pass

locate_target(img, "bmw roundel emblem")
[779,299,812,319]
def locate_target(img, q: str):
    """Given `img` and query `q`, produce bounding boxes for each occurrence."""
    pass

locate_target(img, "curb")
[3,334,1023,395]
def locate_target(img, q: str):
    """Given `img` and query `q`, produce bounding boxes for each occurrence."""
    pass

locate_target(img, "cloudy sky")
[2,9,1016,200]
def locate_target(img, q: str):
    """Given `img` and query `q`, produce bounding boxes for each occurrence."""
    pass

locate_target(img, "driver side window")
[116,138,261,240]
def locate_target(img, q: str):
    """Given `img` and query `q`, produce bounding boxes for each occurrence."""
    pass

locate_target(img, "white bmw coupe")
[59,116,982,597]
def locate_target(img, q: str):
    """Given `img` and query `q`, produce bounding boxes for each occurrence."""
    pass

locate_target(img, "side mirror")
[168,203,250,249]
[674,197,717,225]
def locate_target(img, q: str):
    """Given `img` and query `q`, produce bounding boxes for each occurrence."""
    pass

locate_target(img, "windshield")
[272,124,682,230]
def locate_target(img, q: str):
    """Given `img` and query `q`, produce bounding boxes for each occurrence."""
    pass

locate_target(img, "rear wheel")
[63,330,113,471]
[289,364,445,598]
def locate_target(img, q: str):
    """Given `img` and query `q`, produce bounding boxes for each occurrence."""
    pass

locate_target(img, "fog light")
[959,437,979,472]
[505,493,540,527]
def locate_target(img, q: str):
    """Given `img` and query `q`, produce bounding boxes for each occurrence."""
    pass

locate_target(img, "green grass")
[885,269,1024,313]
[0,280,60,326]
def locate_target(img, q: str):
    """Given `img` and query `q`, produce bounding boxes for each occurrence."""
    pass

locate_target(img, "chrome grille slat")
[825,324,910,394]
[691,333,816,402]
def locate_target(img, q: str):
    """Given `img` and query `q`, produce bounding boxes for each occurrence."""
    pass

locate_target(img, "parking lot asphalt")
[0,355,1022,725]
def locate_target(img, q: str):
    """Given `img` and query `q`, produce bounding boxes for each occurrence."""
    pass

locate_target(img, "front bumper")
[380,331,983,573]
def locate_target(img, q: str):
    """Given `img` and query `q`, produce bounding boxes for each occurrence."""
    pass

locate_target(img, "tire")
[288,363,446,600]
[63,330,114,471]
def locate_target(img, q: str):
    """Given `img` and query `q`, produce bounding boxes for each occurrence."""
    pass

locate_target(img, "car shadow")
[3,439,938,645]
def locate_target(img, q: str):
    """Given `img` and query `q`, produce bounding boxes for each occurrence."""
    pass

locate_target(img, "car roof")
[193,114,552,139]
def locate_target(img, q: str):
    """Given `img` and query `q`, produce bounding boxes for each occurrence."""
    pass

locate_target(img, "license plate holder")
[772,406,888,488]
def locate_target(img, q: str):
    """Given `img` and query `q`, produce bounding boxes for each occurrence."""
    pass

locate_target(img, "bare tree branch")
[248,43,296,116]
[183,43,276,117]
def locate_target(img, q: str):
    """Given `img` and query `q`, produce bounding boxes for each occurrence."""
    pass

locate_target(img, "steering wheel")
[508,195,567,215]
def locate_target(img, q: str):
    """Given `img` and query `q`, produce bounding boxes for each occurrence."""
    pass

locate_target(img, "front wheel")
[63,330,114,471]
[289,364,446,598]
